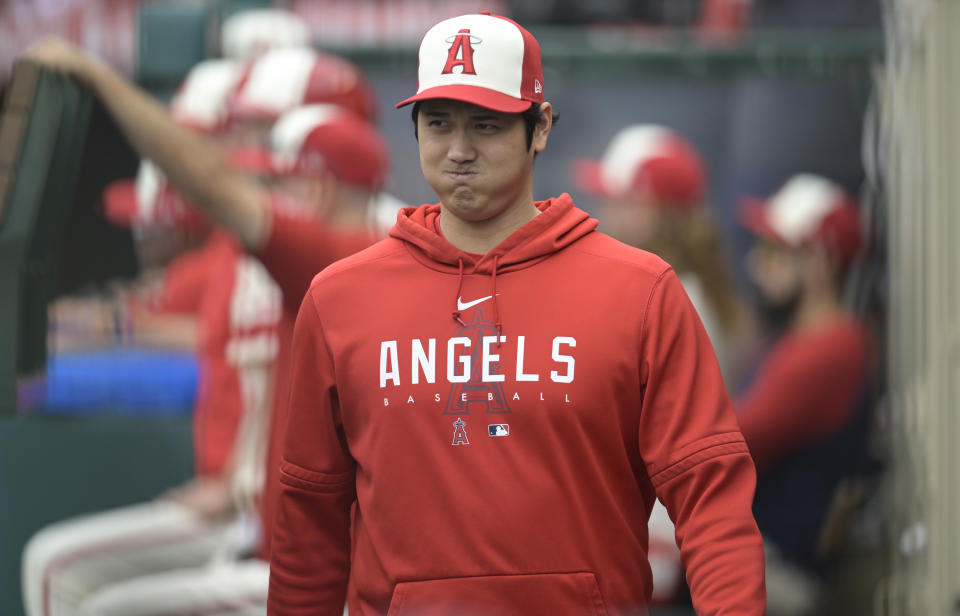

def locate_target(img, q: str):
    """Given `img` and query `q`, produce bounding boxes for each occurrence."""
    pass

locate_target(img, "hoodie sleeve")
[637,269,766,616]
[736,325,867,472]
[267,289,355,616]
[256,202,375,315]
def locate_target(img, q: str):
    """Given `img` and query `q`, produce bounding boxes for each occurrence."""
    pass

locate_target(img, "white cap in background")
[229,47,378,123]
[169,58,244,133]
[220,8,311,60]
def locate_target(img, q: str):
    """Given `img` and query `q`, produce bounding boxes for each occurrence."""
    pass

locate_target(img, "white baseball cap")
[104,60,245,228]
[229,47,378,123]
[169,59,244,133]
[220,8,311,60]
[230,104,389,190]
[739,174,863,266]
[102,161,208,231]
[396,12,544,114]
[574,125,707,209]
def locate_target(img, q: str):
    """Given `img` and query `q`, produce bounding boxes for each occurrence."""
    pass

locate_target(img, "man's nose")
[447,130,477,164]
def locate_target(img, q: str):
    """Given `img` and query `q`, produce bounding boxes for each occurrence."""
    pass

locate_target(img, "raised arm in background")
[24,39,270,248]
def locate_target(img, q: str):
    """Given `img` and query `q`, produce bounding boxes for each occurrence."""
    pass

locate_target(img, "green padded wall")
[0,63,92,413]
[0,415,194,616]
[20,70,93,380]
[137,1,213,93]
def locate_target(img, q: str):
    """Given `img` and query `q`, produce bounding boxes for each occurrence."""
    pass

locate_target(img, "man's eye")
[476,123,498,131]
[428,120,447,128]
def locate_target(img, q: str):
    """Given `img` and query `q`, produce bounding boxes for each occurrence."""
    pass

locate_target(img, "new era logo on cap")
[396,12,544,114]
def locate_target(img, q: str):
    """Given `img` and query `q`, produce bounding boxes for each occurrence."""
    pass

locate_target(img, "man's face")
[220,117,274,151]
[746,240,803,306]
[417,99,544,223]
[268,174,335,218]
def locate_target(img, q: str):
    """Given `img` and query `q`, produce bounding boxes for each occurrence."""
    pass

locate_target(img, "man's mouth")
[446,169,479,180]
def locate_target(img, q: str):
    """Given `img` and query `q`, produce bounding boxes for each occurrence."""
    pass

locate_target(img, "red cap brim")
[396,85,533,114]
[101,180,139,227]
[101,179,211,232]
[737,196,785,244]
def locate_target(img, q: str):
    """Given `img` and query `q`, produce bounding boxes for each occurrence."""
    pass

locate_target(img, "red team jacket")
[195,232,282,476]
[147,231,279,476]
[268,194,765,615]
[736,316,872,472]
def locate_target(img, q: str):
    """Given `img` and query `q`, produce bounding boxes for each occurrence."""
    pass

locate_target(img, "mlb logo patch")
[488,424,510,437]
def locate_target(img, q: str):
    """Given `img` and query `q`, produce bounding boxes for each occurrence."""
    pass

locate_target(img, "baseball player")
[221,45,402,236]
[23,33,397,613]
[575,124,746,386]
[224,45,379,154]
[267,11,765,616]
[736,174,874,614]
[21,58,284,616]
[22,103,390,616]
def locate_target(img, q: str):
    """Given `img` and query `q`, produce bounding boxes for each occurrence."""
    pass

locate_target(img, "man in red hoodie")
[268,12,765,616]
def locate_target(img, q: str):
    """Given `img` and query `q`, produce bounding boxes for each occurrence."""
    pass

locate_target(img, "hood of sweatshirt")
[388,193,598,332]
[389,193,597,275]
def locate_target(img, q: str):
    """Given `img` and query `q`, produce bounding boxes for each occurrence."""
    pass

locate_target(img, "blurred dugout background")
[0,0,955,614]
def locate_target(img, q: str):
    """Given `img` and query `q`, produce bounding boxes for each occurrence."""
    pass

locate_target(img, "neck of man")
[792,282,844,332]
[438,192,541,255]
[326,185,373,230]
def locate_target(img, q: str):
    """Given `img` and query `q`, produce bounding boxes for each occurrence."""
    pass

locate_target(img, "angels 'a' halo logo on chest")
[451,417,470,445]
[445,306,510,415]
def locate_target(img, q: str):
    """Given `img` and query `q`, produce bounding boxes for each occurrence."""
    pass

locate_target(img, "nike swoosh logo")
[457,295,497,311]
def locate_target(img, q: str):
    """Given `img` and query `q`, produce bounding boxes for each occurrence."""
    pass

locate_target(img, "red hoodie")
[268,194,765,615]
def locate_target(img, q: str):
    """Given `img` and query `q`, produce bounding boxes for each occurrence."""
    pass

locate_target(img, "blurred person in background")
[21,56,284,616]
[574,124,750,610]
[221,44,404,233]
[46,57,244,356]
[219,7,311,61]
[22,31,395,614]
[41,4,319,357]
[224,45,378,152]
[735,173,874,615]
[574,124,747,386]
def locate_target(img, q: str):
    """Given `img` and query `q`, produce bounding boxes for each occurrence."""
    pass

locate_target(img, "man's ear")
[532,102,553,154]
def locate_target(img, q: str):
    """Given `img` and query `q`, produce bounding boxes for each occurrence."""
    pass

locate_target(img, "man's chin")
[753,290,801,335]
[444,189,484,216]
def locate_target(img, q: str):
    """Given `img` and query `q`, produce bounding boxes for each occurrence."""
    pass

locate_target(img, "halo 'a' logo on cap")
[442,29,481,75]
